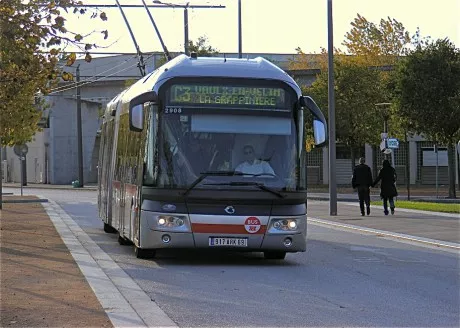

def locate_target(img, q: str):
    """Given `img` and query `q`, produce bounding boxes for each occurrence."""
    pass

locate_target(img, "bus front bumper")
[138,210,307,252]
[138,230,306,252]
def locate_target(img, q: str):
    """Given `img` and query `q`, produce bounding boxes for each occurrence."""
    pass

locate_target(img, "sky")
[63,0,459,56]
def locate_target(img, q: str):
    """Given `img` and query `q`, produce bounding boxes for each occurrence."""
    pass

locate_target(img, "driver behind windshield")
[235,145,275,176]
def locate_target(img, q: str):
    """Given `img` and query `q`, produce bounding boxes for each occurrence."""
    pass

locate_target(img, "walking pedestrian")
[373,159,398,215]
[351,157,373,216]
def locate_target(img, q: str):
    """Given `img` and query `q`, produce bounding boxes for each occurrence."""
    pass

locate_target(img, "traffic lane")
[61,202,459,327]
[307,200,460,244]
[132,225,457,327]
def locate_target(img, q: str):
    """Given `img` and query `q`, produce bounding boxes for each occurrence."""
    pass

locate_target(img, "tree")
[341,15,434,138]
[156,35,219,67]
[396,38,460,198]
[0,0,108,146]
[342,14,412,66]
[306,56,386,169]
[188,36,219,56]
[290,14,426,174]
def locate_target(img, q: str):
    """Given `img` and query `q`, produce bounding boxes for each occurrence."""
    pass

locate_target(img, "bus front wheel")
[135,246,156,259]
[264,251,286,260]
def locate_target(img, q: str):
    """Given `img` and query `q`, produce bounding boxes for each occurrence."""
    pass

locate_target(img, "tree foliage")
[306,57,386,149]
[342,14,412,65]
[156,35,219,67]
[396,38,460,197]
[396,39,460,144]
[188,36,219,57]
[0,0,108,146]
[291,14,426,152]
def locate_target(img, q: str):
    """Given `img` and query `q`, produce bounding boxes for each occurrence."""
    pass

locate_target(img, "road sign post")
[387,138,399,149]
[387,138,399,168]
[13,144,28,196]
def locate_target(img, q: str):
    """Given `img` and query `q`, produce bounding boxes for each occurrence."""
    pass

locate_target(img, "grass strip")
[370,201,459,214]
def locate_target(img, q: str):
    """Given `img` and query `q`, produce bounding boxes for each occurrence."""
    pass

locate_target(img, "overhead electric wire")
[47,54,155,95]
[47,55,138,94]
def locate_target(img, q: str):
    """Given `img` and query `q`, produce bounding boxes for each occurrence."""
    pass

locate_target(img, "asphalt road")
[4,188,460,327]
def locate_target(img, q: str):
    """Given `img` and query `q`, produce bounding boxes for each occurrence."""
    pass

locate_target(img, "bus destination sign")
[169,84,286,108]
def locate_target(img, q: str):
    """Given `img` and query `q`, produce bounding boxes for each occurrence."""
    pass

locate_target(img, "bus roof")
[119,54,302,104]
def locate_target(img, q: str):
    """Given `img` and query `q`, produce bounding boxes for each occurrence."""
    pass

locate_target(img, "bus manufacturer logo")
[162,204,176,212]
[224,206,235,214]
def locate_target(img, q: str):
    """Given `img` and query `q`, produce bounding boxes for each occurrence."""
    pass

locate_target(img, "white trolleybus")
[98,53,327,259]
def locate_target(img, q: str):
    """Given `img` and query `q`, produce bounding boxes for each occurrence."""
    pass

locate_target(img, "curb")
[307,196,460,204]
[2,187,97,191]
[2,199,49,204]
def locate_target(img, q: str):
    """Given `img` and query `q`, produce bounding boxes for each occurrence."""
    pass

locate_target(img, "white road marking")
[308,217,460,253]
[41,198,178,328]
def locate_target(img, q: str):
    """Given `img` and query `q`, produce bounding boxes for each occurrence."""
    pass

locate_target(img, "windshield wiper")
[204,181,285,198]
[182,171,243,196]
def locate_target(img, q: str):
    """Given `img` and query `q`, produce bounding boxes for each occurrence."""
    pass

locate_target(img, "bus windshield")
[154,111,302,191]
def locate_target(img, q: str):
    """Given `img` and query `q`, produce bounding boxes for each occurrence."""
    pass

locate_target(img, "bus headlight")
[288,220,297,229]
[268,218,299,233]
[157,215,186,230]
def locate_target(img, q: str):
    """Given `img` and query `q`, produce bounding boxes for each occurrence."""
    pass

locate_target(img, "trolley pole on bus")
[76,65,84,187]
[327,0,337,215]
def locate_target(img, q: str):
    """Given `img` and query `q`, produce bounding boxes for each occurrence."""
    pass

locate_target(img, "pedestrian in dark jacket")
[373,159,398,215]
[352,157,373,216]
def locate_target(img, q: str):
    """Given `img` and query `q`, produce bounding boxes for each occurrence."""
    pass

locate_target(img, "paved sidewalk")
[0,199,112,328]
[307,200,460,245]
[307,192,460,203]
[2,183,97,191]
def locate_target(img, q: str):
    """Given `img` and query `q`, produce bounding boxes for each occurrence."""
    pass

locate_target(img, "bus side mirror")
[129,91,157,132]
[130,104,144,132]
[300,96,328,147]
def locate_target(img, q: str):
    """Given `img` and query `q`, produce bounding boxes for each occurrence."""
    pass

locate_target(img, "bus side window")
[143,108,156,185]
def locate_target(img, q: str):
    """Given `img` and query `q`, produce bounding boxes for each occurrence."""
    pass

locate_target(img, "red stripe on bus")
[191,223,266,234]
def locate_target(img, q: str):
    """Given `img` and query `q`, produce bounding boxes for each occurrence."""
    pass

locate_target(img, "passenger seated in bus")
[235,145,275,176]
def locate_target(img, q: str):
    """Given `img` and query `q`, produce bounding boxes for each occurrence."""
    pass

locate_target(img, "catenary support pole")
[76,65,84,187]
[327,0,337,215]
[238,0,242,58]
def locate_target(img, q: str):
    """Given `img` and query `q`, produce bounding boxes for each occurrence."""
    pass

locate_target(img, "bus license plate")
[209,237,248,247]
